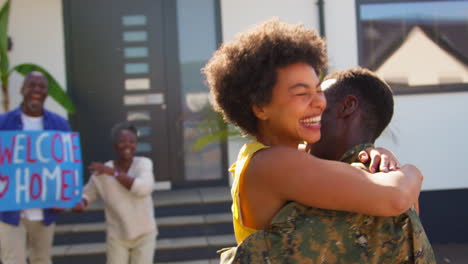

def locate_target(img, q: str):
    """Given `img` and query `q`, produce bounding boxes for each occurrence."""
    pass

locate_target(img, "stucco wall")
[376,93,468,191]
[220,0,319,42]
[322,0,359,71]
[0,0,67,118]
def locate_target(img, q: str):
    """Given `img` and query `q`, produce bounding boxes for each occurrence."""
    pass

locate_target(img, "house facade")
[2,0,468,244]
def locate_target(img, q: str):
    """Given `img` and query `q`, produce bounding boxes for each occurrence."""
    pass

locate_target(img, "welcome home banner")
[0,131,83,211]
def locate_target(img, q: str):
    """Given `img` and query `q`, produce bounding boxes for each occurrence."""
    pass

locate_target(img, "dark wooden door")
[64,0,227,187]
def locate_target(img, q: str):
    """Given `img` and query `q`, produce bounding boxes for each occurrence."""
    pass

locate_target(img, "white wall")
[0,0,67,118]
[376,93,468,191]
[322,0,359,71]
[221,0,319,42]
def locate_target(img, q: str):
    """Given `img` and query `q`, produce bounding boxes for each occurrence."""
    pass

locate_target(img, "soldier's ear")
[339,95,359,118]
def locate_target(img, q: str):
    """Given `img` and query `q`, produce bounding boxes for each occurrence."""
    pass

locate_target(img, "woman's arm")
[72,176,99,212]
[304,142,401,173]
[247,146,422,217]
[82,175,100,205]
[88,162,135,190]
[71,198,88,212]
[87,160,154,196]
[124,158,155,197]
[113,171,135,190]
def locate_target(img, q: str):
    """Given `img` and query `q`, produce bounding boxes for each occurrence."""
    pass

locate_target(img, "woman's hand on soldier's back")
[242,146,424,229]
[358,147,400,173]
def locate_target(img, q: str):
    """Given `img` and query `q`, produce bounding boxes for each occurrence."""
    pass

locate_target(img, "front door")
[63,0,227,188]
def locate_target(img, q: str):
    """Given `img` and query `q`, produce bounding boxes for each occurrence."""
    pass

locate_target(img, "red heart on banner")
[0,173,10,198]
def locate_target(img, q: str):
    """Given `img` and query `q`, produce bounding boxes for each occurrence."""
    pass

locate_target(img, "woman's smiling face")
[253,62,326,147]
[114,129,137,161]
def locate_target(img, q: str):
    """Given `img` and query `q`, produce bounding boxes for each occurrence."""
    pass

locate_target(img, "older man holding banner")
[0,72,82,264]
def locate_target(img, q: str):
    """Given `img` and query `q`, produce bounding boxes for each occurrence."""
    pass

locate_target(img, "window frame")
[355,0,468,95]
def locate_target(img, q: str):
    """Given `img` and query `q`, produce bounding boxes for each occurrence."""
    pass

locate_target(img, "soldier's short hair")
[323,67,394,140]
[203,18,327,136]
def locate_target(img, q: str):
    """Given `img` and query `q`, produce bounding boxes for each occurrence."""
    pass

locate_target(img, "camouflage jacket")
[219,144,436,264]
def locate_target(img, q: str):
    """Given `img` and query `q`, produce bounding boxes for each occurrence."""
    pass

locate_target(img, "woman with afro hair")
[203,19,423,245]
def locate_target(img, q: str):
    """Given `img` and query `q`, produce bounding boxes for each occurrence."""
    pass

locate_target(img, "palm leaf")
[191,109,245,151]
[192,128,244,152]
[0,0,11,73]
[13,64,76,113]
[0,48,8,77]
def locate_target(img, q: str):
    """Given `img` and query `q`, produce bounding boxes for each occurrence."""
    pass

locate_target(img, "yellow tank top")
[229,141,269,244]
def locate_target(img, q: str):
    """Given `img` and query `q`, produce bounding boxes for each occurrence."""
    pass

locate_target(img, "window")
[357,0,468,94]
[176,0,225,182]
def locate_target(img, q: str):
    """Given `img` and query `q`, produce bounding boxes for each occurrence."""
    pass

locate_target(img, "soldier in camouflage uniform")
[220,68,435,263]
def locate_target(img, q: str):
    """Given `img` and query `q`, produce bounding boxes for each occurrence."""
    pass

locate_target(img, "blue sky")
[361,1,468,21]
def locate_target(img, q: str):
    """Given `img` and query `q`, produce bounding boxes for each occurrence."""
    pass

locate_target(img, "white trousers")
[0,219,55,264]
[106,231,157,264]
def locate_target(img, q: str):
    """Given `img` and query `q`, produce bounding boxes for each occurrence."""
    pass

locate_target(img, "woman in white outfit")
[73,122,157,264]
